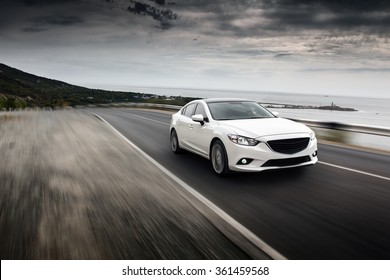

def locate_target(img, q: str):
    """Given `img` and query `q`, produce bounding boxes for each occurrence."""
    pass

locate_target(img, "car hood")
[218,118,311,138]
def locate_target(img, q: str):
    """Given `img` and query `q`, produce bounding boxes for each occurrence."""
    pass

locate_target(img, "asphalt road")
[90,108,390,260]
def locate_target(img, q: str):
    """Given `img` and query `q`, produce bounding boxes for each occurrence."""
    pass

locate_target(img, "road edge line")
[319,161,390,181]
[94,113,287,260]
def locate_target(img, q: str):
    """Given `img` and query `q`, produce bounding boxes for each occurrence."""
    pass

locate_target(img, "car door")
[177,102,197,149]
[187,103,214,158]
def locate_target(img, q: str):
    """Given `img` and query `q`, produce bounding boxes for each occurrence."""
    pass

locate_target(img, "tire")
[170,129,182,153]
[211,140,230,176]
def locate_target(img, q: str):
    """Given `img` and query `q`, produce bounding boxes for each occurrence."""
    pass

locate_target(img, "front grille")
[267,137,310,154]
[262,156,311,167]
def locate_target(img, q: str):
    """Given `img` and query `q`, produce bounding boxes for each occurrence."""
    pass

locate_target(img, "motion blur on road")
[0,111,253,259]
[1,109,389,259]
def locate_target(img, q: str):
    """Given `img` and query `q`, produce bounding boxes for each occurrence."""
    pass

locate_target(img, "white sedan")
[169,98,318,175]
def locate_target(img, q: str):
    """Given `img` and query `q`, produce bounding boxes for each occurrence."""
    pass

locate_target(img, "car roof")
[201,98,251,103]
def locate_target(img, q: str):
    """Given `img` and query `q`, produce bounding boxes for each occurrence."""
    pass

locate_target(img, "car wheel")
[170,129,182,153]
[211,140,230,176]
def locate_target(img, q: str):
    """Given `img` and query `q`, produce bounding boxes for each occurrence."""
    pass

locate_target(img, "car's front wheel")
[211,140,230,176]
[170,129,182,153]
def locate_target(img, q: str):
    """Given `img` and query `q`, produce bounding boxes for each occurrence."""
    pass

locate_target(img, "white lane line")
[94,114,286,260]
[127,113,169,126]
[319,161,390,182]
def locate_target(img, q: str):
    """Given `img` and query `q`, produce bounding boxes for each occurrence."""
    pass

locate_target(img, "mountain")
[0,63,139,109]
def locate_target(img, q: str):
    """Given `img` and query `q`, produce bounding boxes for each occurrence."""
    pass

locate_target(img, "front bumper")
[224,134,318,172]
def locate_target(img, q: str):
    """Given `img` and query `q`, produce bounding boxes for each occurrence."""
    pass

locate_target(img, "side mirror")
[191,114,205,125]
[272,111,279,117]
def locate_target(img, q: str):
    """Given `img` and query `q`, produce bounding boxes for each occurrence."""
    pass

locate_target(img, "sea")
[120,86,390,129]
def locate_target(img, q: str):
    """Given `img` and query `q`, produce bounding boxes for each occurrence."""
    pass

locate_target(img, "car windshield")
[207,101,275,121]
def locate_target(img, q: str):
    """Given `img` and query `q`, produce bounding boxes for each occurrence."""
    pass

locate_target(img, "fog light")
[312,151,318,157]
[237,158,253,165]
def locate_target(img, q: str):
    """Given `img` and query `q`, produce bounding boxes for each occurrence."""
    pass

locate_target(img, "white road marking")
[94,113,286,260]
[319,161,390,181]
[127,113,169,126]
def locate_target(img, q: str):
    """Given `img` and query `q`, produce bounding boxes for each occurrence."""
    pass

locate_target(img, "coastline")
[263,102,357,112]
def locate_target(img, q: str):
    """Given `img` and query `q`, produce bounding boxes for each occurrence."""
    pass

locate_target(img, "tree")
[4,96,16,110]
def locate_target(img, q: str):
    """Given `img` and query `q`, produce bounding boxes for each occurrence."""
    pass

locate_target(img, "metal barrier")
[114,103,390,137]
[115,103,390,151]
[287,118,390,138]
[4,103,389,150]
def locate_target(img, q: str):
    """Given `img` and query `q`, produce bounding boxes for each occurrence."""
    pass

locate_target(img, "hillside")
[0,63,142,109]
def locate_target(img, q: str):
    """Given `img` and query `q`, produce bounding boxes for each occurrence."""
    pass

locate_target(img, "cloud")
[303,66,390,73]
[1,0,389,97]
[127,1,179,29]
[22,15,84,32]
[3,0,390,36]
[259,0,390,33]
[263,0,390,13]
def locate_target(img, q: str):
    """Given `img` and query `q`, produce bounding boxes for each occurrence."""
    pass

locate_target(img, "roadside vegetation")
[0,63,196,110]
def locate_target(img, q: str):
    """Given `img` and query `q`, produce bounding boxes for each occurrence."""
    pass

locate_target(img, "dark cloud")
[274,53,293,58]
[25,0,80,4]
[150,0,167,6]
[2,0,390,36]
[21,27,46,33]
[34,15,84,26]
[5,0,81,6]
[165,0,390,37]
[104,0,387,41]
[127,0,179,29]
[0,0,85,32]
[262,0,390,13]
[260,0,390,32]
[21,16,84,33]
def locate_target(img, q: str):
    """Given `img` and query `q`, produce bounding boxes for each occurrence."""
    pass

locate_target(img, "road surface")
[91,108,390,260]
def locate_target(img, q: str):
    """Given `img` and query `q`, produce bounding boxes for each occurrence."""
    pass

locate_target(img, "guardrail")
[110,103,390,138]
[2,103,389,150]
[109,103,389,151]
[286,118,390,138]
[284,118,390,151]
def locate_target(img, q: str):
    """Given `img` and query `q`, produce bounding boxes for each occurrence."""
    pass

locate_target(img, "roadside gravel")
[0,110,263,259]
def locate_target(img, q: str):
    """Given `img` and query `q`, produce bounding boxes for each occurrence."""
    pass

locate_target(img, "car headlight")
[309,130,316,141]
[228,134,259,146]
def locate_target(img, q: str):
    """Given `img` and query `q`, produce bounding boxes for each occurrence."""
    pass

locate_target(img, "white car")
[169,98,318,175]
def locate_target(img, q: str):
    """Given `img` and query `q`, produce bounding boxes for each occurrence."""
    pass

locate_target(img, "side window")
[194,104,207,117]
[183,103,196,117]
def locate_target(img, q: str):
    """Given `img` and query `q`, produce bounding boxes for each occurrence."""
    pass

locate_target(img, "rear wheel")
[211,140,230,176]
[170,129,182,153]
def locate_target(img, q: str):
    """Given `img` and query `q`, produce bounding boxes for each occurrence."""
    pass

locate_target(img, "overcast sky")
[1,0,389,97]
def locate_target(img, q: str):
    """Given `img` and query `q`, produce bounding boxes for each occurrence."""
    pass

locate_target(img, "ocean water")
[123,86,390,128]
